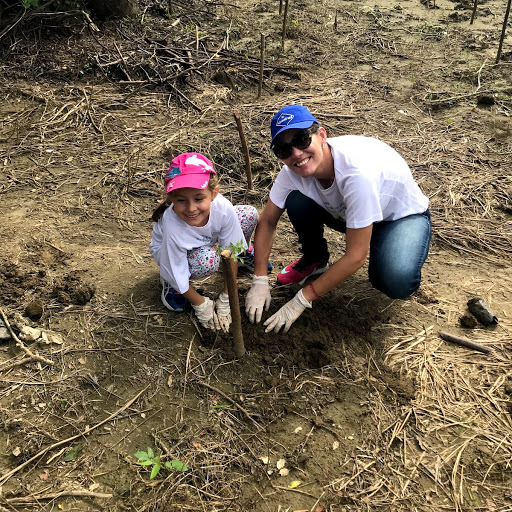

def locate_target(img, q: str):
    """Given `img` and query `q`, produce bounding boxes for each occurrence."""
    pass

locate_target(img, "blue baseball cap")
[270,105,318,146]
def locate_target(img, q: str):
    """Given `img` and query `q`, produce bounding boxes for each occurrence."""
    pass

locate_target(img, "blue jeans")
[284,191,432,299]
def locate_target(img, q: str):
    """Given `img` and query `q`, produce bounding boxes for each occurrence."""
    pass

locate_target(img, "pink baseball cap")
[165,152,216,193]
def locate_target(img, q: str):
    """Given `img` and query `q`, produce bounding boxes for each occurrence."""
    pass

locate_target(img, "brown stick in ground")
[221,250,245,358]
[232,109,253,190]
[439,331,492,354]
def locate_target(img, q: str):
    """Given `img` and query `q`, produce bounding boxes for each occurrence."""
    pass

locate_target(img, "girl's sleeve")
[149,221,163,265]
[159,235,190,293]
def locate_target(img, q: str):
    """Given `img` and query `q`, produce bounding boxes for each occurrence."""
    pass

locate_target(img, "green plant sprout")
[216,240,246,263]
[134,447,189,479]
[22,0,39,8]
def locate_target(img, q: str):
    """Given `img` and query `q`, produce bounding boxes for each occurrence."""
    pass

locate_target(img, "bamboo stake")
[470,0,477,24]
[496,0,512,63]
[281,0,289,51]
[232,109,253,190]
[221,250,245,358]
[257,33,265,99]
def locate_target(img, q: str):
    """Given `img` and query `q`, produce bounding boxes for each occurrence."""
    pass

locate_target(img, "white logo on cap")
[276,113,294,127]
[185,154,214,172]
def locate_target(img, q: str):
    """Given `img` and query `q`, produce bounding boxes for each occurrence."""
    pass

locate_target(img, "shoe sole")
[277,263,329,287]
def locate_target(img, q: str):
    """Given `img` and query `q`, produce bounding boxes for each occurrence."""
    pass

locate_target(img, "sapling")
[134,447,189,479]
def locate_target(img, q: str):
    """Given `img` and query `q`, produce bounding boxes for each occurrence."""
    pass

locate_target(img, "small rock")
[19,325,42,342]
[459,313,477,329]
[25,300,44,321]
[0,318,11,341]
[467,297,498,326]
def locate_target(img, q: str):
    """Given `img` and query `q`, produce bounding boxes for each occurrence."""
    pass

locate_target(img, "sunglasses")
[272,127,314,160]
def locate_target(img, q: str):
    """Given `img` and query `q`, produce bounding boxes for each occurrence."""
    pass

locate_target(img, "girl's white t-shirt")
[149,193,246,293]
[269,135,429,229]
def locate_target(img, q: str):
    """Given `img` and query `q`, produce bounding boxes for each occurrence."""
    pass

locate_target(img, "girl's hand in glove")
[263,289,312,333]
[192,297,220,330]
[215,292,231,333]
[245,275,271,324]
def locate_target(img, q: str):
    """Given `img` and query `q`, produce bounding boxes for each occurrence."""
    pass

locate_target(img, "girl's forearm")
[183,286,204,306]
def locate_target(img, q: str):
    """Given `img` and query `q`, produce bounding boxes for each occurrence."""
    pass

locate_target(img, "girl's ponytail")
[151,200,170,222]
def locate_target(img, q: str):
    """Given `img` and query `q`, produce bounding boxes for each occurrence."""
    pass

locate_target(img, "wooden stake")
[279,0,283,15]
[221,250,245,358]
[257,33,265,99]
[496,0,512,63]
[232,109,253,190]
[281,0,289,51]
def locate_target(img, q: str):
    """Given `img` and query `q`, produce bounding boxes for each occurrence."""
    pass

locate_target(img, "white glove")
[215,292,232,333]
[263,289,312,333]
[245,275,271,324]
[192,297,220,330]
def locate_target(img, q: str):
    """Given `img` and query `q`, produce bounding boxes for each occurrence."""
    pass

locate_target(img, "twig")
[196,381,259,426]
[281,0,290,51]
[0,386,148,486]
[180,334,195,422]
[438,331,493,355]
[5,490,113,503]
[0,307,54,366]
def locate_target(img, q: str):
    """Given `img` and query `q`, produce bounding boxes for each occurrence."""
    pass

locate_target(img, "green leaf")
[211,404,231,409]
[63,445,82,462]
[150,463,161,479]
[153,456,160,463]
[134,451,150,461]
[147,447,154,459]
[170,459,189,472]
[165,461,172,469]
[137,460,153,466]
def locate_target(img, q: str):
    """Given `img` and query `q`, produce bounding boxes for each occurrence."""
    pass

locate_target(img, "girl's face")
[170,186,219,227]
[277,127,329,179]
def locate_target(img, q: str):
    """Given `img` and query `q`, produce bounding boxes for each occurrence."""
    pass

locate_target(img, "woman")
[245,105,431,333]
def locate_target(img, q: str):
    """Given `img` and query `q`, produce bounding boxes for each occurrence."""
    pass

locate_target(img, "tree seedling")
[134,447,189,479]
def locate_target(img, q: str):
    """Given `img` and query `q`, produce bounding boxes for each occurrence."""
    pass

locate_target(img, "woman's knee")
[370,265,421,299]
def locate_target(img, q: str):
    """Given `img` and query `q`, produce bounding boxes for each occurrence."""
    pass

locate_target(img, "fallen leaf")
[12,447,21,457]
[332,441,340,450]
[279,468,289,476]
[293,426,303,434]
[259,456,269,464]
[276,458,286,469]
[315,506,326,512]
[193,442,203,450]
[289,480,301,488]
[39,469,49,480]
[167,375,173,387]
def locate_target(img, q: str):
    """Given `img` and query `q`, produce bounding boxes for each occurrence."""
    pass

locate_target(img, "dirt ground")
[0,0,511,510]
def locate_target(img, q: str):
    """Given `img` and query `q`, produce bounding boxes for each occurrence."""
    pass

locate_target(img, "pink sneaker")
[277,255,329,286]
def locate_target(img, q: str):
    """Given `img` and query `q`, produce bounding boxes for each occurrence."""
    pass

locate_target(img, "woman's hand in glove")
[245,275,271,324]
[192,297,220,330]
[263,289,312,333]
[215,292,231,333]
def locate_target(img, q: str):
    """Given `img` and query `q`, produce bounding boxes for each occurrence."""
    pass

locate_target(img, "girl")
[245,105,432,333]
[150,152,262,332]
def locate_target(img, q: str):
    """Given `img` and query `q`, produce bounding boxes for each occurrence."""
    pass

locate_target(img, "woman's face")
[276,127,328,179]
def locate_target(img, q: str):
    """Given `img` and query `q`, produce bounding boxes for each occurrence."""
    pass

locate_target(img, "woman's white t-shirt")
[269,135,429,229]
[149,193,246,293]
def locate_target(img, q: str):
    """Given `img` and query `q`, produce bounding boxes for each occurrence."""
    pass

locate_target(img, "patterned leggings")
[187,205,258,279]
